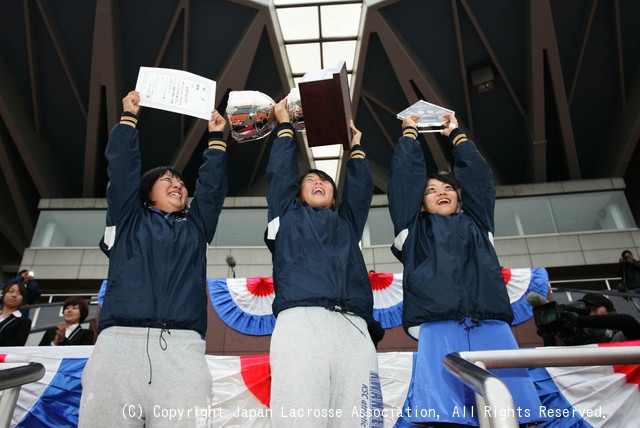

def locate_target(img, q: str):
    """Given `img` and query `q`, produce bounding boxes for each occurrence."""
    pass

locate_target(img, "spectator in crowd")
[562,292,640,344]
[616,250,640,312]
[0,279,32,346]
[4,269,41,318]
[39,296,94,346]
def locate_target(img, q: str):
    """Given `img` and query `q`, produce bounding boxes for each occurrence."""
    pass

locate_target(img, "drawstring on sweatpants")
[144,323,171,384]
[459,317,482,332]
[459,318,482,349]
[325,306,366,338]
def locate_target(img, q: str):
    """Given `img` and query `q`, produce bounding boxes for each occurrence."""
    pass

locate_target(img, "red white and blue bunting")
[369,272,404,329]
[503,267,549,325]
[3,341,640,427]
[206,268,549,335]
[207,277,276,336]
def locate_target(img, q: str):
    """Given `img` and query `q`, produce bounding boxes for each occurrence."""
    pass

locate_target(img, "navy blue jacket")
[388,127,513,339]
[98,113,228,336]
[265,124,375,323]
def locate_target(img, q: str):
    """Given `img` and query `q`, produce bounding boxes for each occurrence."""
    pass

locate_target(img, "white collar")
[65,323,81,339]
[0,309,21,322]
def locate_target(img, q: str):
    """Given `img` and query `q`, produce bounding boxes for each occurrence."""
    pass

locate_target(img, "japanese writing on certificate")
[135,67,216,120]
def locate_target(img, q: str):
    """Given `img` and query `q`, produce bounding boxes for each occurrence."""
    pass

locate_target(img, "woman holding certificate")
[78,90,228,427]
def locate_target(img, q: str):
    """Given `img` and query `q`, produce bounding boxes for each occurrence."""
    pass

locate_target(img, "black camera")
[533,294,640,345]
[533,300,588,327]
[533,300,589,346]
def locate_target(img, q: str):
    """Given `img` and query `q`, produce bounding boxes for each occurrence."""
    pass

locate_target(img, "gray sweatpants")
[78,326,213,428]
[270,307,384,428]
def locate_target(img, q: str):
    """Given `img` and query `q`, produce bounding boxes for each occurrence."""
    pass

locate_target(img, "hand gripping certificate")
[135,67,216,120]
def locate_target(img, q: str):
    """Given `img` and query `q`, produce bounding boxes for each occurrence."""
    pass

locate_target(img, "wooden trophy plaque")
[298,61,352,150]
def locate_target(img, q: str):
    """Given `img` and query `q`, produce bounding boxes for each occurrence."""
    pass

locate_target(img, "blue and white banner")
[3,341,640,427]
[503,267,549,325]
[207,268,549,335]
[208,277,276,336]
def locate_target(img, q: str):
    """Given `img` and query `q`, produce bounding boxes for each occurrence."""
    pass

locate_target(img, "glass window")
[285,43,321,74]
[275,0,330,5]
[314,159,339,182]
[549,191,634,233]
[363,207,396,247]
[31,210,105,247]
[211,209,268,246]
[494,190,635,237]
[311,144,342,158]
[276,1,361,74]
[320,4,361,37]
[276,1,361,179]
[494,197,557,236]
[276,6,319,40]
[28,190,638,248]
[322,40,357,71]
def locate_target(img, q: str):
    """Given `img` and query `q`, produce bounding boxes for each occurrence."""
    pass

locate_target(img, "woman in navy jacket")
[78,91,228,427]
[265,98,383,427]
[388,113,542,426]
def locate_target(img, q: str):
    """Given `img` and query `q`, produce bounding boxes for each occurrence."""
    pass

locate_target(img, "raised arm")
[104,91,143,225]
[446,114,496,233]
[339,121,374,239]
[265,98,301,222]
[187,109,229,242]
[387,114,427,235]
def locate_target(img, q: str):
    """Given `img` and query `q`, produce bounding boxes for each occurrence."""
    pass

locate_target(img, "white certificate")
[135,67,216,120]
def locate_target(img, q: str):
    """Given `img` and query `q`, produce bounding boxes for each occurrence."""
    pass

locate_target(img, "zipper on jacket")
[453,218,471,318]
[157,212,172,323]
[333,216,344,305]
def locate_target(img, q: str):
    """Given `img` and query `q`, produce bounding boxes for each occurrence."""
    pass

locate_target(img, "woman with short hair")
[39,296,94,346]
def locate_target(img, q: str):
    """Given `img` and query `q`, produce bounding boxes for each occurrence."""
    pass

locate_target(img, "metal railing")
[0,362,45,428]
[444,345,640,428]
[548,276,634,297]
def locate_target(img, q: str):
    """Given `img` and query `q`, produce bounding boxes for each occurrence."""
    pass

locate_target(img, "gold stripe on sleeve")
[403,127,418,139]
[277,128,295,139]
[120,116,138,128]
[350,148,365,159]
[208,140,227,151]
[452,134,467,146]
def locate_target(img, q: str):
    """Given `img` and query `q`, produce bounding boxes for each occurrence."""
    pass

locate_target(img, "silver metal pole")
[458,345,640,369]
[0,362,46,428]
[0,387,20,428]
[443,354,519,428]
[444,345,640,427]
